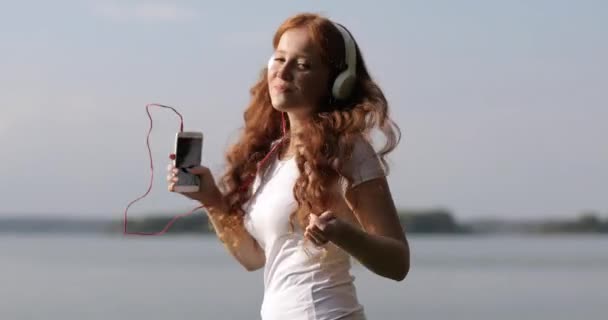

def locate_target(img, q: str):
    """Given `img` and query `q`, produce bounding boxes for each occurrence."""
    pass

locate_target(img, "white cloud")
[93,1,198,22]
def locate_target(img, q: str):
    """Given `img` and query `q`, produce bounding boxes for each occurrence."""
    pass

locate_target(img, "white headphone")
[331,22,357,100]
[268,21,358,100]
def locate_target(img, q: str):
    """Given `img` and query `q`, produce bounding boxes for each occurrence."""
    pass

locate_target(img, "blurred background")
[1,1,606,319]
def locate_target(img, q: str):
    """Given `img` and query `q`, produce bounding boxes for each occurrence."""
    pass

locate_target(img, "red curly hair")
[217,13,400,234]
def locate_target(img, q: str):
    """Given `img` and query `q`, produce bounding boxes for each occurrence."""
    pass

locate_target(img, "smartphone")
[172,131,203,193]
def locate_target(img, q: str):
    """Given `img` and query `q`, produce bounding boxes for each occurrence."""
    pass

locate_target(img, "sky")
[0,0,606,220]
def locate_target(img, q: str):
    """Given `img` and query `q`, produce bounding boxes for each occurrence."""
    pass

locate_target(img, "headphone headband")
[330,21,357,100]
[332,22,357,77]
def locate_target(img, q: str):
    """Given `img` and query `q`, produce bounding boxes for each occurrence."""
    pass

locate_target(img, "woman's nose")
[276,62,293,81]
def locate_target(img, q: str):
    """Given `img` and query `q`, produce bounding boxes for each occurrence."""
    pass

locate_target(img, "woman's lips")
[273,84,292,92]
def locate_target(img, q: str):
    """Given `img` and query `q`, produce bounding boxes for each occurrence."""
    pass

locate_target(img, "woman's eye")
[297,62,310,70]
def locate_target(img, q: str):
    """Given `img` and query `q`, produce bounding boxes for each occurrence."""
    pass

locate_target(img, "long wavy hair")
[217,13,400,235]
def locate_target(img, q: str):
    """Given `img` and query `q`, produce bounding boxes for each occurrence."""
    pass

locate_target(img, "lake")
[1,234,606,319]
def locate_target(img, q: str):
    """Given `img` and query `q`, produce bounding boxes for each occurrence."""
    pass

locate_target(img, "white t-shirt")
[243,136,386,320]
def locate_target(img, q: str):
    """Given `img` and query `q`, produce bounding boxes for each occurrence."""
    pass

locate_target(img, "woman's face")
[268,27,330,116]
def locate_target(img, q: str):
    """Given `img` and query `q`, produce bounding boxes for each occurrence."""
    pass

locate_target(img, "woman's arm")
[204,196,266,272]
[169,164,265,272]
[306,177,410,281]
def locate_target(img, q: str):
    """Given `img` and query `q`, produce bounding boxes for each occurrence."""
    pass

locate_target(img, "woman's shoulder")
[348,134,378,161]
[339,133,386,188]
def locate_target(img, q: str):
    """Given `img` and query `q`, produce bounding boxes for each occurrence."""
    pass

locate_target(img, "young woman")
[168,12,410,320]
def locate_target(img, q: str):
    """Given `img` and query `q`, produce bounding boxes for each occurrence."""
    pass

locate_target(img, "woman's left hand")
[304,211,342,246]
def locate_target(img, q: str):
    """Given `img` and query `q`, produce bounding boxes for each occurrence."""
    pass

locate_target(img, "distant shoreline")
[1,209,606,235]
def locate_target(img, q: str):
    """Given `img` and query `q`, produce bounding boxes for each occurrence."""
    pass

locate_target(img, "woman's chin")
[270,97,314,115]
[270,97,294,111]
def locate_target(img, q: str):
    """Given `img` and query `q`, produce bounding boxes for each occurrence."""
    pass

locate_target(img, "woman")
[168,12,410,320]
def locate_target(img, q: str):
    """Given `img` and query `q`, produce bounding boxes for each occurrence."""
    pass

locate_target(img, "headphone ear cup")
[332,71,356,100]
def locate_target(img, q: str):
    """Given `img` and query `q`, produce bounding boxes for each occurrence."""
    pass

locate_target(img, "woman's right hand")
[167,154,224,209]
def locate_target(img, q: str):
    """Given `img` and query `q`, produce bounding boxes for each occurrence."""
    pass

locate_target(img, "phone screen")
[175,136,202,187]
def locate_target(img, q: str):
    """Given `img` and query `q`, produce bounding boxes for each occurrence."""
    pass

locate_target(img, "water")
[1,234,606,320]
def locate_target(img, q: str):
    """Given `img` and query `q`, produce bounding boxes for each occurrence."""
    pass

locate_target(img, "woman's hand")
[166,154,224,209]
[304,211,342,246]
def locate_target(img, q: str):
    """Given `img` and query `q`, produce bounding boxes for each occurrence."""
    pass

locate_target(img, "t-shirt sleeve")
[340,135,386,190]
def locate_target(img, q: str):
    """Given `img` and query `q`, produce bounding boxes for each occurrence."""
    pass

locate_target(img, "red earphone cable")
[123,104,203,236]
[123,105,286,236]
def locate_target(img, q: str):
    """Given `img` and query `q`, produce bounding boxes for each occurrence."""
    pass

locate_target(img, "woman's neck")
[279,111,309,160]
